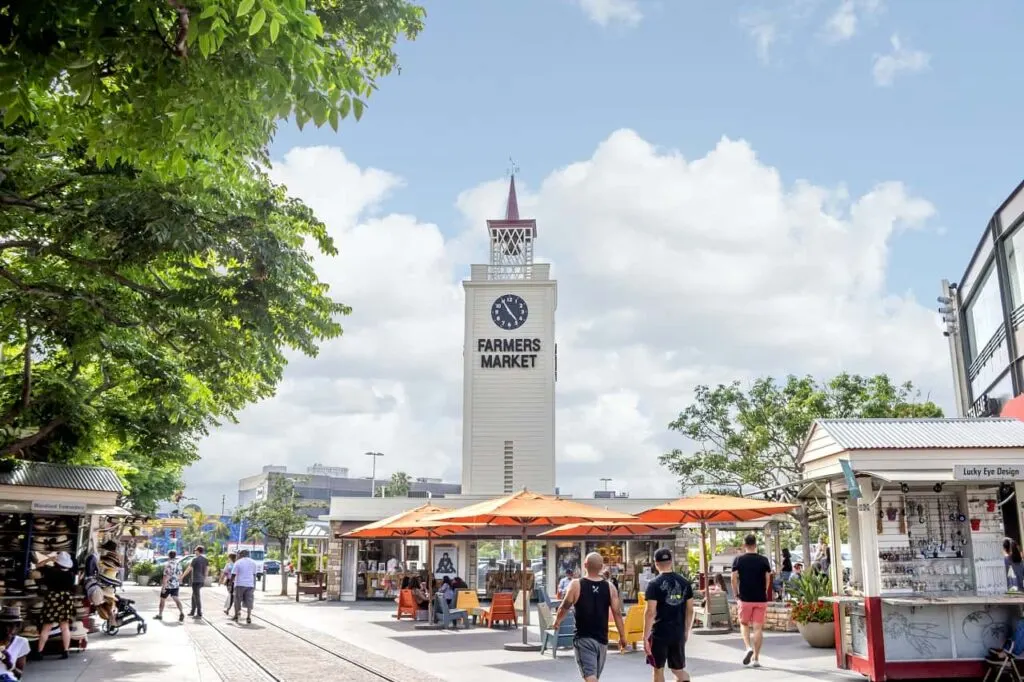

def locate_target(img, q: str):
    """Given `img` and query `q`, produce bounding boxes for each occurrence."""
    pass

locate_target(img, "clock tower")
[461,171,557,495]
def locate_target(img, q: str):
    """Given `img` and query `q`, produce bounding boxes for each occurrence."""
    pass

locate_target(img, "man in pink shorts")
[730,534,773,668]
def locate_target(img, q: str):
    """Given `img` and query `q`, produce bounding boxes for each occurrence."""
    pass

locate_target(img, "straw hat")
[97,567,121,587]
[19,624,38,641]
[100,552,121,568]
[99,540,118,553]
[96,602,113,622]
[68,621,87,639]
[0,607,21,624]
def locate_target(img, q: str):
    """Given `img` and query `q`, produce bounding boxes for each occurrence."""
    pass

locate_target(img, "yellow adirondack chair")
[455,589,486,625]
[609,604,645,650]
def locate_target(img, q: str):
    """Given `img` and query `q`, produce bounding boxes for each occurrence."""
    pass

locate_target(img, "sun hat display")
[0,607,21,624]
[68,621,88,639]
[99,540,118,553]
[54,552,73,569]
[97,566,121,587]
[19,624,38,641]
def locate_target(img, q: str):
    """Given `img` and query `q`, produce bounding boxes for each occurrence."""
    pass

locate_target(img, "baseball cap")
[653,548,672,563]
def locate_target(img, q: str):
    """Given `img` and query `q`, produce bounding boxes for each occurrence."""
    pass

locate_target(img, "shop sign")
[476,337,541,369]
[31,500,87,514]
[953,464,1024,481]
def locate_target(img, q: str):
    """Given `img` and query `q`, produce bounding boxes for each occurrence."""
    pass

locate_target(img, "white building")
[461,175,557,495]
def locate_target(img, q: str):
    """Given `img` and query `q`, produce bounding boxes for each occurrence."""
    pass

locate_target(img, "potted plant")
[788,572,835,648]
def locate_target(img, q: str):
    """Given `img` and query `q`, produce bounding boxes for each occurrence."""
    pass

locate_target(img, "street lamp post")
[600,477,612,492]
[365,452,384,497]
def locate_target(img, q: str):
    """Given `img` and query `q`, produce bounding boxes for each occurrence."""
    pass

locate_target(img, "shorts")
[160,587,180,599]
[738,600,768,625]
[573,637,607,679]
[648,636,685,670]
[234,585,255,610]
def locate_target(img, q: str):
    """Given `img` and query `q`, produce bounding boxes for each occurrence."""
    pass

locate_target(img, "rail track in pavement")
[200,611,402,682]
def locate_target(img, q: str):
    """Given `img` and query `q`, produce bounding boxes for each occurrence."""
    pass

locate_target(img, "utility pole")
[221,494,226,517]
[600,477,612,492]
[365,451,384,497]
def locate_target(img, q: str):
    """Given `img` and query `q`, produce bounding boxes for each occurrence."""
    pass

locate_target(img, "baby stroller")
[100,595,147,636]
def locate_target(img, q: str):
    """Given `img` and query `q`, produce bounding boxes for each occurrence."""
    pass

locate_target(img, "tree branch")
[0,194,53,212]
[0,417,66,458]
[166,0,190,59]
[20,326,32,414]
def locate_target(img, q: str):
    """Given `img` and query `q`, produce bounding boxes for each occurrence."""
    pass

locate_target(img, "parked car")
[263,559,281,575]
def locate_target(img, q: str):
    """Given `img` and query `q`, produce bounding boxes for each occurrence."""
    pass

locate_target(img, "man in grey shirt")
[183,545,209,619]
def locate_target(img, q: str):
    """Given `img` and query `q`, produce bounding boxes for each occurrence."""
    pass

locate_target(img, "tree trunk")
[279,538,288,596]
[800,504,812,570]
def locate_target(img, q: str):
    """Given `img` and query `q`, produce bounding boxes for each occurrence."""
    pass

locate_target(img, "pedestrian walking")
[643,548,694,682]
[182,545,209,619]
[553,552,626,682]
[154,550,185,623]
[731,534,773,668]
[222,552,237,616]
[231,549,257,624]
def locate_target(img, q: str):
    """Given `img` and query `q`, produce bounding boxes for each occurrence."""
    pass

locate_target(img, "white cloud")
[739,11,778,64]
[573,0,642,27]
[822,0,884,43]
[873,33,930,86]
[183,130,952,512]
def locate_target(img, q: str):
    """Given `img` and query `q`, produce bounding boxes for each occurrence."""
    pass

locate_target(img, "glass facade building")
[946,180,1024,416]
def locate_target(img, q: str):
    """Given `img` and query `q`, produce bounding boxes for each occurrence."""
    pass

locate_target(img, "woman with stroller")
[222,552,237,616]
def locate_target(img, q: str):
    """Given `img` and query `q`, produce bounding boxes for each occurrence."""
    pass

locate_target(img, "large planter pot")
[797,621,835,648]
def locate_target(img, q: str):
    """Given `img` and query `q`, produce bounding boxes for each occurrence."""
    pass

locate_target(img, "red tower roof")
[505,175,520,221]
[487,175,537,237]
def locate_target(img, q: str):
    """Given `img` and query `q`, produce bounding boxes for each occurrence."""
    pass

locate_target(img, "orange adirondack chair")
[396,589,417,620]
[482,592,518,628]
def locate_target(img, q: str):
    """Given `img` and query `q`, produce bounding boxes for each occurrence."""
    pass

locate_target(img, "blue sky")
[273,0,1024,298]
[186,1,1024,509]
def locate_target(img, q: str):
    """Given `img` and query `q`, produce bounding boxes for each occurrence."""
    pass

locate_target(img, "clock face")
[491,294,529,330]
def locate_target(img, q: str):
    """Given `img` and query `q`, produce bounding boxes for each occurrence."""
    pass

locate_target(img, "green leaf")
[308,14,324,37]
[269,18,280,43]
[249,8,266,35]
[352,98,364,121]
[236,0,255,17]
[339,95,350,118]
[198,33,212,58]
[328,108,338,132]
[200,4,219,19]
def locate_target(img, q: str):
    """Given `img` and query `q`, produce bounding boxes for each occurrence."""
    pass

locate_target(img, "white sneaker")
[752,660,762,668]
[743,649,754,665]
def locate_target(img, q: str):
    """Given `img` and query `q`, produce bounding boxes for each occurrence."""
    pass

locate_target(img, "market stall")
[0,461,127,653]
[798,418,1024,681]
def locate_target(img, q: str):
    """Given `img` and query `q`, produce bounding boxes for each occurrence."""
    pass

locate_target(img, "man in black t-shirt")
[730,534,773,668]
[643,548,694,682]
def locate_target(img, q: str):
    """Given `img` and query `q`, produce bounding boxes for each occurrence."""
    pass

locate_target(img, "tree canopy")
[659,373,943,554]
[233,476,307,594]
[0,0,424,511]
[383,471,411,497]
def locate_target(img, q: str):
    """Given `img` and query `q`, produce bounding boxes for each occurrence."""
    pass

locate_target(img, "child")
[0,607,29,680]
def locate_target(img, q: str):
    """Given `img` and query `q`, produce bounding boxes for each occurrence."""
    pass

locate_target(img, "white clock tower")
[461,172,557,495]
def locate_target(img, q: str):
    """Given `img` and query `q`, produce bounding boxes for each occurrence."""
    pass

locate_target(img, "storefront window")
[1006,227,1024,310]
[965,267,1004,361]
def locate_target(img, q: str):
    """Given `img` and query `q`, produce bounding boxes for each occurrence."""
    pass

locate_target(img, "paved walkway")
[254,576,864,682]
[23,578,870,681]
[26,587,221,682]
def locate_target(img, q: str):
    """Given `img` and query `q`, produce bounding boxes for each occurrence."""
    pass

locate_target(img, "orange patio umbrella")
[538,521,679,537]
[428,489,637,650]
[638,494,798,631]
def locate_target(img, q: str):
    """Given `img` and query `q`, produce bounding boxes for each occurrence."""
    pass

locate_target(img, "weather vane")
[507,156,520,178]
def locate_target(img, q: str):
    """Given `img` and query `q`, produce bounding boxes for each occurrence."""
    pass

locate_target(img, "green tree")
[382,471,411,497]
[233,477,307,595]
[660,373,942,561]
[0,0,425,511]
[0,0,424,183]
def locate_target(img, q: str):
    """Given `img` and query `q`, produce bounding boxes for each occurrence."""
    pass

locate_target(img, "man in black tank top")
[553,552,627,681]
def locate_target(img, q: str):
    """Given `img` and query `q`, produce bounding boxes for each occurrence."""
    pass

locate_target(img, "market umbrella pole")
[521,526,529,646]
[699,521,710,631]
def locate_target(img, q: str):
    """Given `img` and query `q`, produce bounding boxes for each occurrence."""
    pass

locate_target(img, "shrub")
[788,572,834,624]
[132,560,154,582]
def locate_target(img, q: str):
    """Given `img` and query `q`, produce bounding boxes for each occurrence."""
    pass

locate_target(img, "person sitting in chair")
[988,615,1024,661]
